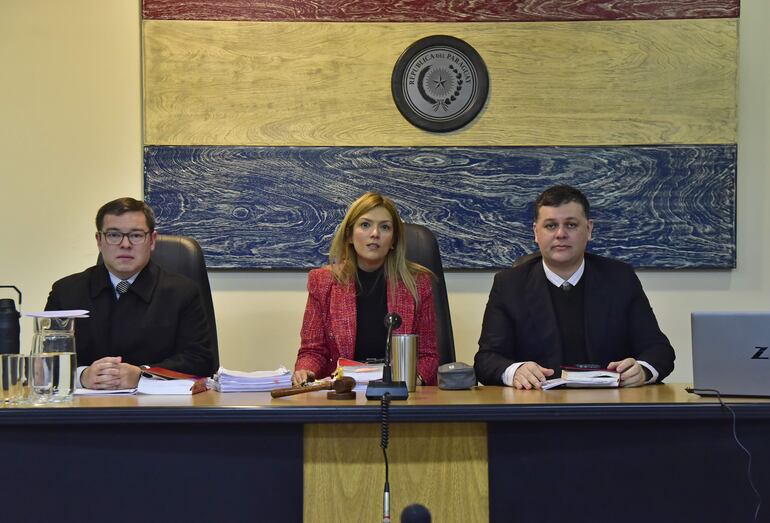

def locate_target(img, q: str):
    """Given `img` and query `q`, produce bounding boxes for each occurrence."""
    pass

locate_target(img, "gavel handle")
[271,381,331,398]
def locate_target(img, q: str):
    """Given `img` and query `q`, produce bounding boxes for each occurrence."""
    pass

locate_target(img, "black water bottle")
[0,286,22,355]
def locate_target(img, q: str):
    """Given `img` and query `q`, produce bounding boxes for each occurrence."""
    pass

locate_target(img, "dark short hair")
[534,185,590,221]
[95,197,156,232]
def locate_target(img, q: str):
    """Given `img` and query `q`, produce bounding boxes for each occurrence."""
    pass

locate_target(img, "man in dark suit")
[474,185,674,389]
[45,197,214,389]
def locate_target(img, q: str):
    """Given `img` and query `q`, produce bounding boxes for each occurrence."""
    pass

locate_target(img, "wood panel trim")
[143,144,736,270]
[142,19,737,147]
[304,422,488,523]
[143,0,739,22]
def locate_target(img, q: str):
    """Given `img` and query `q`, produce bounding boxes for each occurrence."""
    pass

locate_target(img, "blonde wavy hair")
[328,192,432,303]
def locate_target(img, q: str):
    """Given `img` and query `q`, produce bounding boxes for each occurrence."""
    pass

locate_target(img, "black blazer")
[45,262,215,376]
[474,253,675,385]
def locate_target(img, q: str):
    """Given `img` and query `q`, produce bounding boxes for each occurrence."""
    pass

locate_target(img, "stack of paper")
[541,367,620,390]
[75,387,137,396]
[74,376,199,395]
[25,309,90,319]
[208,366,291,392]
[138,377,197,395]
[338,359,384,392]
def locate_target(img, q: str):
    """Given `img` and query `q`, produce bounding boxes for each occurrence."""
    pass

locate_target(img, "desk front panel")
[0,422,302,523]
[489,417,770,523]
[2,384,768,522]
[304,422,488,523]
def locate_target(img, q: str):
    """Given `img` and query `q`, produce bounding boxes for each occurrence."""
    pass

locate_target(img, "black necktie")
[561,282,573,292]
[116,280,130,297]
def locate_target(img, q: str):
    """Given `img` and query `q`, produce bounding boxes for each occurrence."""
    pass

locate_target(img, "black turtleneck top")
[354,266,388,361]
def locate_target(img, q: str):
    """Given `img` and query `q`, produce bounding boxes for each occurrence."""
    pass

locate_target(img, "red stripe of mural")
[142,0,739,22]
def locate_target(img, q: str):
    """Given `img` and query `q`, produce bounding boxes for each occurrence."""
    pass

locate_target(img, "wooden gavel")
[271,376,356,398]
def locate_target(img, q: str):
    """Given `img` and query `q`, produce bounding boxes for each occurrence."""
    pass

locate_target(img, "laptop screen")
[691,312,770,397]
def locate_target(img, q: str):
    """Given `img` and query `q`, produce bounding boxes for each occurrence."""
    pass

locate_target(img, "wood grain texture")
[143,19,737,146]
[143,0,739,22]
[143,144,736,270]
[32,385,769,416]
[303,422,488,523]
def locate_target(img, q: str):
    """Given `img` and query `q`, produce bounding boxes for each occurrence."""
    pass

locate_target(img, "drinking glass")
[29,353,55,405]
[0,353,28,405]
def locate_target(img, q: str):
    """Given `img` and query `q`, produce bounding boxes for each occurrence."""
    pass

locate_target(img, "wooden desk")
[1,385,767,522]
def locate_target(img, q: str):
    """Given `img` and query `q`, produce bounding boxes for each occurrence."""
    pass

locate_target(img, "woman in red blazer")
[293,192,439,386]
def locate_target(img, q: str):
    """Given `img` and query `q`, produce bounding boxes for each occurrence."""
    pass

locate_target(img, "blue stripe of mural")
[143,145,736,270]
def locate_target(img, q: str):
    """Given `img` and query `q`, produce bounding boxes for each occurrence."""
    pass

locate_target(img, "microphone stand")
[366,312,409,400]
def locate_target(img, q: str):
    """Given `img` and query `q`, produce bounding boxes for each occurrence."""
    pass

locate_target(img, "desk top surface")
[2,384,769,424]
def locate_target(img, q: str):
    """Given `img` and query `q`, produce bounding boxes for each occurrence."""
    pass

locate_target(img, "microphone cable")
[686,387,762,521]
[380,392,392,523]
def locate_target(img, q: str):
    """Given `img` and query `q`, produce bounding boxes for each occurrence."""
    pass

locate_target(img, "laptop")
[691,312,770,397]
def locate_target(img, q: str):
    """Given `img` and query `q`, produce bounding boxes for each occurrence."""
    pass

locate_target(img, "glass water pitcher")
[30,316,77,403]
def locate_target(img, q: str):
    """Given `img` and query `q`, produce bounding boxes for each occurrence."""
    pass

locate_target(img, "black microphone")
[366,312,409,400]
[384,312,402,329]
[401,504,432,523]
[381,313,402,383]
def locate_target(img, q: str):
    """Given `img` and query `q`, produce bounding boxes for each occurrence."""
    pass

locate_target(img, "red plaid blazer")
[295,266,439,385]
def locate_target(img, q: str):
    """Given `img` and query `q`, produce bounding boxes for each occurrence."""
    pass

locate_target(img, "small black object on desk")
[366,312,409,400]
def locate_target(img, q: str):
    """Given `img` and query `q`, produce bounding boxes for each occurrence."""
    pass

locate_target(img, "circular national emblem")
[391,35,489,133]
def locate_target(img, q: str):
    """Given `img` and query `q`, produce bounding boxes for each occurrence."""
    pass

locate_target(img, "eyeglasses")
[99,230,151,245]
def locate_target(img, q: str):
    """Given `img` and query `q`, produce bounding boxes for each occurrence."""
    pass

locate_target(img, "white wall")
[1,0,142,344]
[1,0,768,383]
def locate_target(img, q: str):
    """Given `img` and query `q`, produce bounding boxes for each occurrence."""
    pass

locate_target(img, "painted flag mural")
[142,1,738,269]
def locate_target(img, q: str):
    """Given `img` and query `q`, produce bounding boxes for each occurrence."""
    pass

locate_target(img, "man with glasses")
[45,197,214,389]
